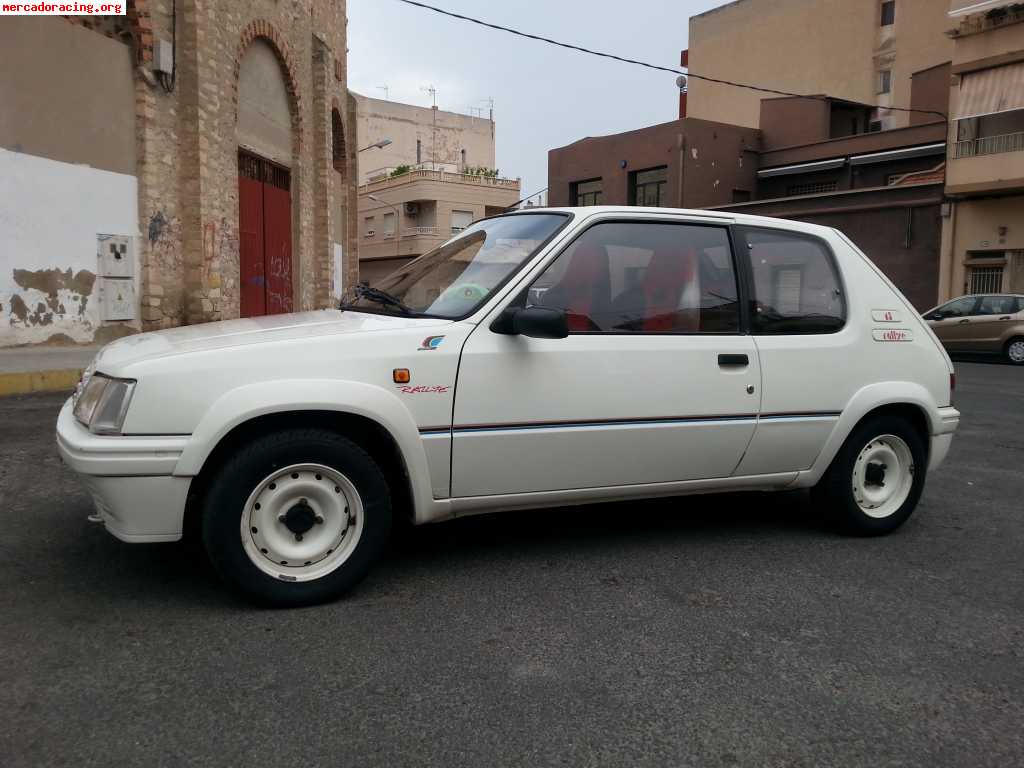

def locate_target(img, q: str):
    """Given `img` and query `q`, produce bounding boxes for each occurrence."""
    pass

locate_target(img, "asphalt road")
[2,361,1022,767]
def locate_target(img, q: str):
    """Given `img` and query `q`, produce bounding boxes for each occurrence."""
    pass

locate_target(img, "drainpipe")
[677,133,686,207]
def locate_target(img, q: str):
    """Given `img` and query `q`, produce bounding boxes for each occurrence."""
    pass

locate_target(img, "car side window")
[937,297,978,318]
[736,226,845,334]
[978,296,1017,315]
[527,221,740,333]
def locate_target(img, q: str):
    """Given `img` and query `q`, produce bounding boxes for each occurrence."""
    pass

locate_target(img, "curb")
[0,368,83,397]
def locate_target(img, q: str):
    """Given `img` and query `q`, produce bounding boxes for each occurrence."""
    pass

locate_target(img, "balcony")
[954,130,1024,157]
[949,3,1024,38]
[361,167,521,195]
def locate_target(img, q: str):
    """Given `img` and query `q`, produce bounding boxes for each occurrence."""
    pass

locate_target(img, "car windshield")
[341,213,569,318]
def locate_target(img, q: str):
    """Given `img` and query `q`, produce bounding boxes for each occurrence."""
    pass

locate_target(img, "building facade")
[940,0,1024,300]
[685,0,953,132]
[0,2,358,348]
[547,118,761,210]
[353,96,520,283]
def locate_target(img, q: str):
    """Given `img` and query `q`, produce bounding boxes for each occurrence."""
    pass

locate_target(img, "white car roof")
[526,206,838,238]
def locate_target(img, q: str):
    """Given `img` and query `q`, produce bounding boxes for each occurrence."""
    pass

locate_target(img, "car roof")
[510,205,838,238]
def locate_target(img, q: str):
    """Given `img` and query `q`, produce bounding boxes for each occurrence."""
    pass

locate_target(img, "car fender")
[173,379,440,523]
[801,380,942,486]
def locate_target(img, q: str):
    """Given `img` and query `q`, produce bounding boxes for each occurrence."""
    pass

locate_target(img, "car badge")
[419,335,445,351]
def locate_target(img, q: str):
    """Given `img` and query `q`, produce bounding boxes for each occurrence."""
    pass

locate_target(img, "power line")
[391,0,948,122]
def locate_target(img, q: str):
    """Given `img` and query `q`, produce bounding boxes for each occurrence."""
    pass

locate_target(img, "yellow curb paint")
[0,368,83,397]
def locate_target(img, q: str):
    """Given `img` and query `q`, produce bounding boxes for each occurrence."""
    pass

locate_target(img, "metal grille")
[970,266,1004,294]
[954,131,1024,158]
[238,151,291,190]
[787,181,838,196]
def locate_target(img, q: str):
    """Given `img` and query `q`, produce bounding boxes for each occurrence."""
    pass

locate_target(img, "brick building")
[0,2,358,347]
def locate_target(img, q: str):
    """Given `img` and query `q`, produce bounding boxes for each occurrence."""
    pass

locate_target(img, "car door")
[971,296,1020,351]
[450,218,761,498]
[926,296,980,349]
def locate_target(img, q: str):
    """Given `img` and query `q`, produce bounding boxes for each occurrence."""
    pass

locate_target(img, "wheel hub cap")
[852,435,914,519]
[1009,341,1024,363]
[240,463,365,582]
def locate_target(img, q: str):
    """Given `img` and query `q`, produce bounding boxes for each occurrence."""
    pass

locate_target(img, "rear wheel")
[812,414,926,536]
[201,428,392,606]
[1005,337,1024,365]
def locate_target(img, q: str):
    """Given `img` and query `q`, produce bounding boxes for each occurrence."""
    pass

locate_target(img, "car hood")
[95,310,451,370]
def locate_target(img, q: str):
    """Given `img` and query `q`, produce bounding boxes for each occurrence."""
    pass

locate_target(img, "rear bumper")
[928,406,960,471]
[56,398,190,542]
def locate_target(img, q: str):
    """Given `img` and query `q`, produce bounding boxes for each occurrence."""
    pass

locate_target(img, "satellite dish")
[676,75,688,90]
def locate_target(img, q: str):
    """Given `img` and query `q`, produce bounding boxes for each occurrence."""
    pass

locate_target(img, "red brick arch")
[127,0,154,65]
[233,19,304,149]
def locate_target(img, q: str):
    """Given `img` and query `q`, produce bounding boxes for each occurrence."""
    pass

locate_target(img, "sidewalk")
[0,346,99,397]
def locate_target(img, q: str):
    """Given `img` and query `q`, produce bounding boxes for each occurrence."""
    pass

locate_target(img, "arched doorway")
[236,38,294,317]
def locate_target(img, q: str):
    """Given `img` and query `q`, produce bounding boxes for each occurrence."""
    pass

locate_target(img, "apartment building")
[353,95,520,283]
[940,0,1024,299]
[685,0,953,131]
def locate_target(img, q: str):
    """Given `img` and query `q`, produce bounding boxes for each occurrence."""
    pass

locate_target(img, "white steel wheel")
[1007,338,1024,364]
[851,434,915,519]
[240,463,365,583]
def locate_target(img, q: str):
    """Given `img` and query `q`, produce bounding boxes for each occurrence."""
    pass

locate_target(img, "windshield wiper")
[341,283,415,315]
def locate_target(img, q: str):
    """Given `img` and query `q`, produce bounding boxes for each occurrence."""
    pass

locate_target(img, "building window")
[880,1,895,26]
[416,139,422,165]
[570,178,603,206]
[735,226,846,334]
[364,216,375,237]
[460,148,467,169]
[451,209,474,234]
[786,181,839,196]
[382,212,395,237]
[877,70,892,95]
[970,266,1004,294]
[629,167,668,207]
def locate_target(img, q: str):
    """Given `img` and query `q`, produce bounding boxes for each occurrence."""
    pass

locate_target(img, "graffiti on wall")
[4,267,96,330]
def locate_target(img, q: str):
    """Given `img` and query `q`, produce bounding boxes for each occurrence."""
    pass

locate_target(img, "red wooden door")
[238,174,266,318]
[238,151,292,317]
[263,183,293,314]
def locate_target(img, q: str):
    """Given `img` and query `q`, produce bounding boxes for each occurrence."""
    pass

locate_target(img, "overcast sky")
[347,0,729,202]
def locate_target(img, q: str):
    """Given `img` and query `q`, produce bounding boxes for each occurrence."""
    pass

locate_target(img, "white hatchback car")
[58,207,960,605]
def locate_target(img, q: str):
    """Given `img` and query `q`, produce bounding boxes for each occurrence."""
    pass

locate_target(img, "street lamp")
[368,193,401,258]
[358,137,393,152]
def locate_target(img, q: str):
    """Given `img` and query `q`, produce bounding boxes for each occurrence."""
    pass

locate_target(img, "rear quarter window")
[736,226,846,334]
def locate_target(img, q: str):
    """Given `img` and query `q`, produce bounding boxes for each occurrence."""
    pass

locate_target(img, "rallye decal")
[397,385,450,394]
[872,328,914,342]
[419,335,445,351]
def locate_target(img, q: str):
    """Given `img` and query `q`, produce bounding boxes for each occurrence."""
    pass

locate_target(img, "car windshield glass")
[341,213,569,318]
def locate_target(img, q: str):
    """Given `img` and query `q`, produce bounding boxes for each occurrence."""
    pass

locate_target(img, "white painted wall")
[0,149,139,347]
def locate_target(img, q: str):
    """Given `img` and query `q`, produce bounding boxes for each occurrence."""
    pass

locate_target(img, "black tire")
[1004,336,1024,365]
[811,414,927,537]
[201,428,392,607]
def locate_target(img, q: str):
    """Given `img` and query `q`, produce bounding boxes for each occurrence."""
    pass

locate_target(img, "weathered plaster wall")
[0,149,139,346]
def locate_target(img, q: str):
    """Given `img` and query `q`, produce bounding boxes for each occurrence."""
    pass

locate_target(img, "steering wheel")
[441,283,489,304]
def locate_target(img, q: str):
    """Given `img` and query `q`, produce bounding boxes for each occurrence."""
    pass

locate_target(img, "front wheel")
[811,414,927,536]
[201,429,392,606]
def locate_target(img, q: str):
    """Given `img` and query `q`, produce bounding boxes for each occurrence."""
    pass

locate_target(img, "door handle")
[718,353,749,367]
[958,319,970,324]
[1000,316,1012,320]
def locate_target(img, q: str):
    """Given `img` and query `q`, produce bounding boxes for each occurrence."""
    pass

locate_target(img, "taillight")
[949,372,956,406]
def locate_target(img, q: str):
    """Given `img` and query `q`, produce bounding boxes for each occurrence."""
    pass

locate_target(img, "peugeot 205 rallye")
[58,207,960,606]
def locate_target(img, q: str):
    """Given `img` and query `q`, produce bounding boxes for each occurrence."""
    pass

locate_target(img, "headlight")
[73,373,136,435]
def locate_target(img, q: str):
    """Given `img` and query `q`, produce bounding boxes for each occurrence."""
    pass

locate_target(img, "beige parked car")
[923,294,1024,364]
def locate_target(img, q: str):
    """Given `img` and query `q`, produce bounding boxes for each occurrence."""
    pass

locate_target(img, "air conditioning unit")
[404,202,420,216]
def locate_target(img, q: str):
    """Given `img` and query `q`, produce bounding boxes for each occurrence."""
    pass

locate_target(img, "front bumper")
[928,405,960,471]
[56,398,191,542]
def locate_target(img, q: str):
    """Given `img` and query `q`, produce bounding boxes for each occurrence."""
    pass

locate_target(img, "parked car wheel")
[1005,337,1024,365]
[812,414,927,536]
[201,428,392,606]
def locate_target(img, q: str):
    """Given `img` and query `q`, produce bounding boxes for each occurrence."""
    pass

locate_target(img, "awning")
[955,62,1024,119]
[757,158,846,178]
[949,0,1017,17]
[849,143,947,166]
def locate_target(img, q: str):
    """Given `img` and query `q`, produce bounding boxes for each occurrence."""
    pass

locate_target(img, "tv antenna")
[377,84,389,100]
[421,84,437,108]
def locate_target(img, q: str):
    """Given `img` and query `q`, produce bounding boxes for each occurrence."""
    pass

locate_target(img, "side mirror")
[926,311,943,320]
[514,306,570,339]
[492,306,569,339]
